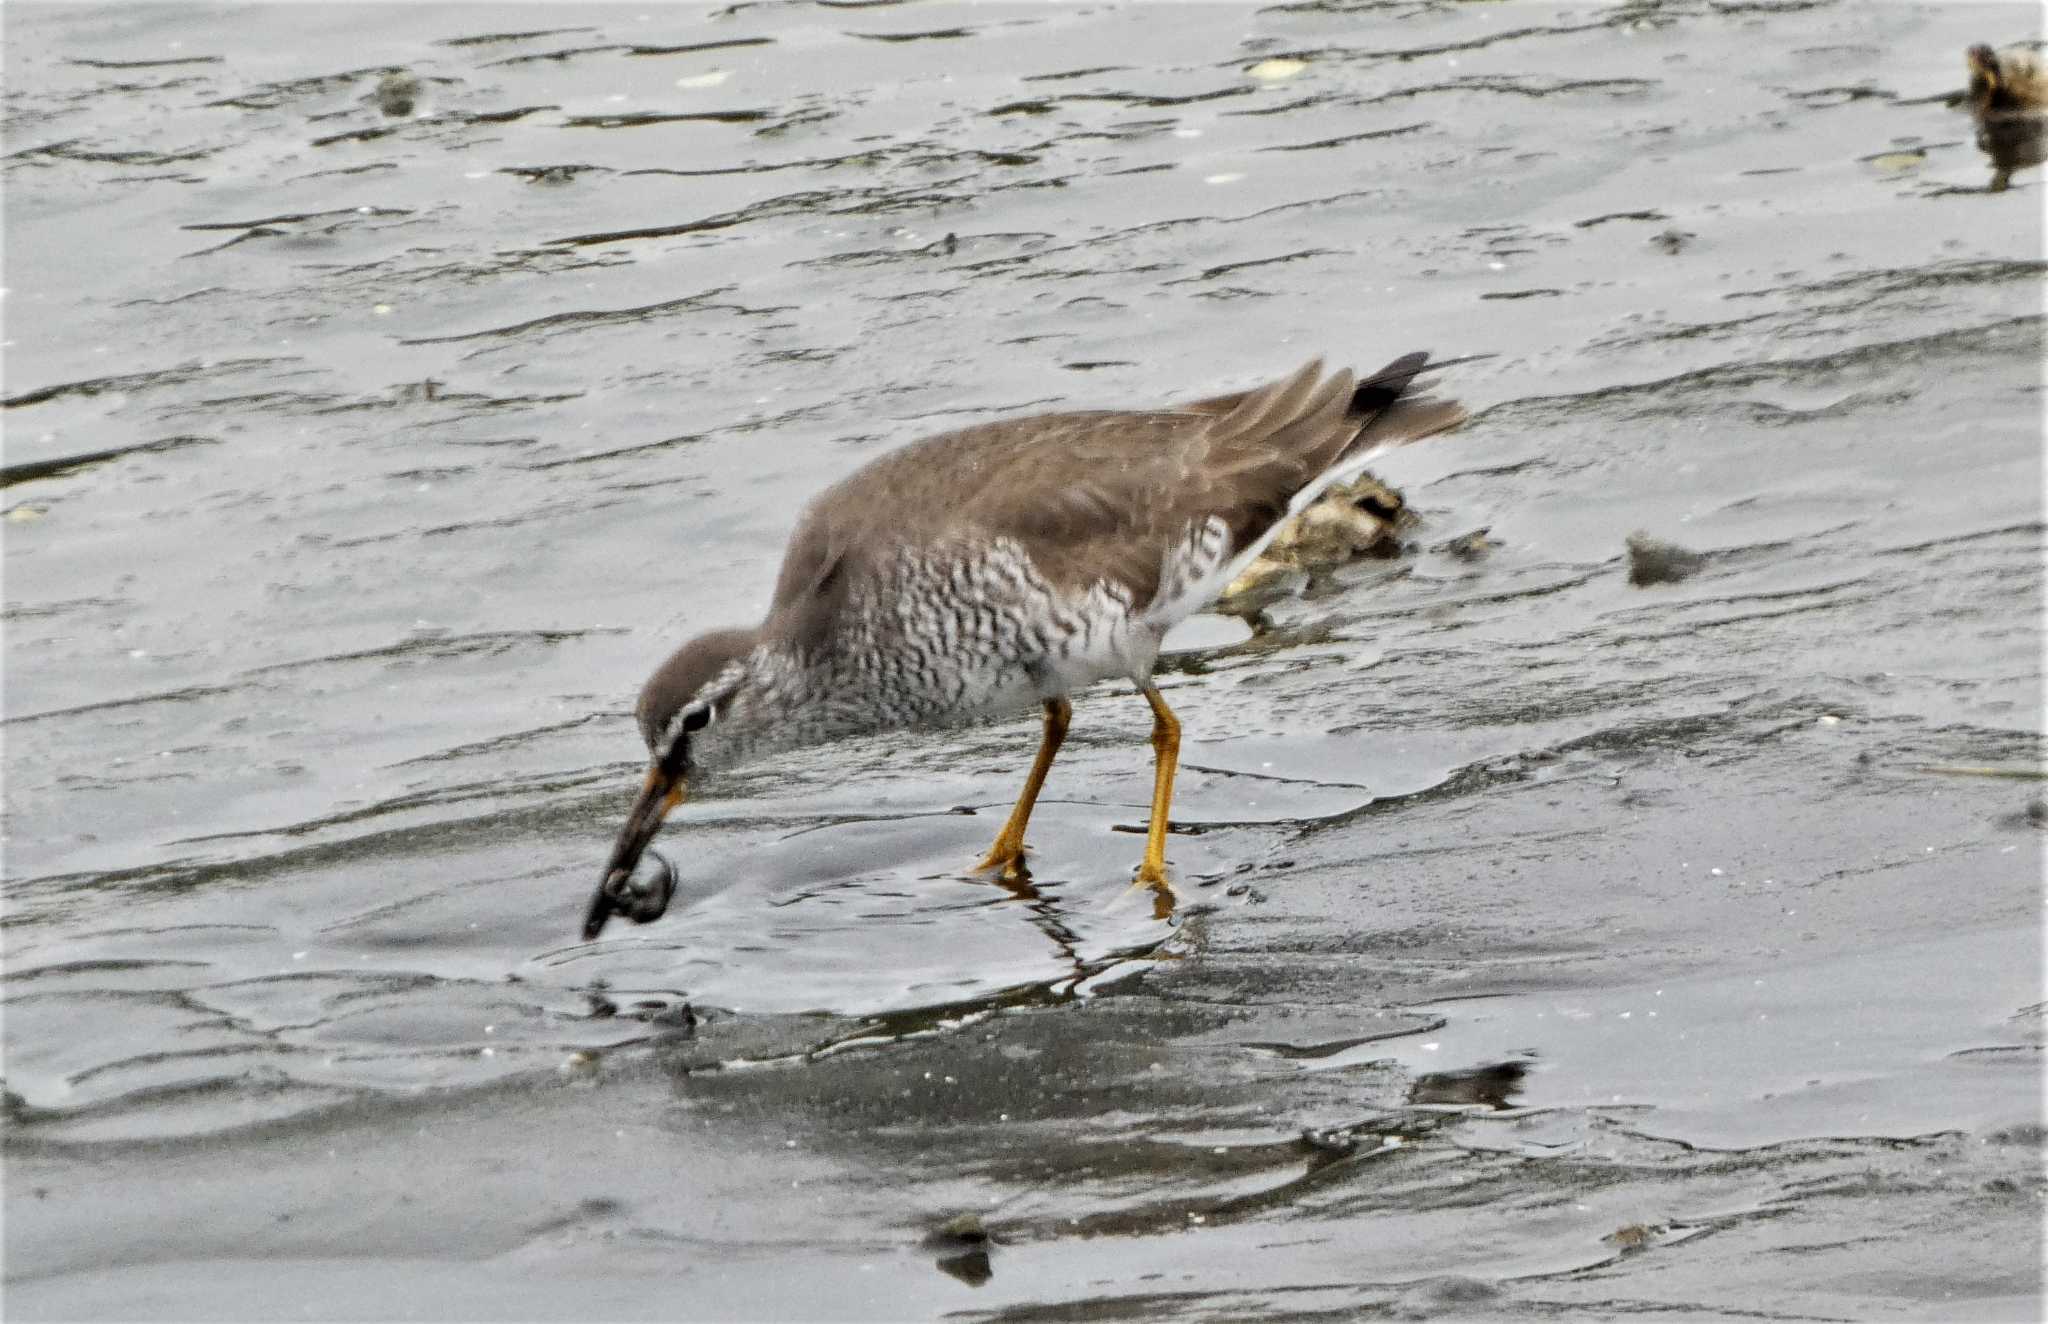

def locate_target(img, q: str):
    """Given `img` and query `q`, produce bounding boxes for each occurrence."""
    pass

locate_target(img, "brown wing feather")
[766,353,1463,643]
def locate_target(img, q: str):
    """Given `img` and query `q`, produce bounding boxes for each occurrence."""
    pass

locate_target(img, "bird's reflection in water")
[990,861,1178,988]
[996,860,1176,925]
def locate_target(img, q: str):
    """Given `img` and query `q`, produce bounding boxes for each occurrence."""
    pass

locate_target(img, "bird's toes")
[973,847,1028,880]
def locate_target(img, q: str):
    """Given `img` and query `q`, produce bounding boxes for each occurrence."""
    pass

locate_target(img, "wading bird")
[585,354,1466,940]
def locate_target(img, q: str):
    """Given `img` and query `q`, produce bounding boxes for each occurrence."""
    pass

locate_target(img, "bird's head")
[635,626,762,776]
[584,627,759,940]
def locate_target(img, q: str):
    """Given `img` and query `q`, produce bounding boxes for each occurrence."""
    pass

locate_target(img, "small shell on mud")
[1866,149,1926,173]
[1605,1222,1665,1251]
[1246,57,1308,82]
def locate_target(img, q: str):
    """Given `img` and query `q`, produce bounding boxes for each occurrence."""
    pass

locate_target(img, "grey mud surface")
[4,3,2043,1320]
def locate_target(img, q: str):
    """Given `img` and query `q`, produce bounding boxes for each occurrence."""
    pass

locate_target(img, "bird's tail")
[1341,351,1471,457]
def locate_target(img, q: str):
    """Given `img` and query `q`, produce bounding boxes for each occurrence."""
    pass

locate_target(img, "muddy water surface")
[4,2,2043,1320]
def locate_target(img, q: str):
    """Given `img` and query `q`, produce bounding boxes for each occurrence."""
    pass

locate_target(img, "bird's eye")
[682,706,713,733]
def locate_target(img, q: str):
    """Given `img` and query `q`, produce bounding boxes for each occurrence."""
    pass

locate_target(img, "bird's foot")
[973,843,1030,884]
[1130,865,1178,921]
[1134,857,1175,889]
[971,844,1049,903]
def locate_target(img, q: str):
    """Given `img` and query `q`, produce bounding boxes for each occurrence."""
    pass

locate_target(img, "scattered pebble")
[1391,1275,1501,1320]
[1606,1222,1664,1251]
[517,165,595,186]
[1625,530,1707,586]
[1650,227,1695,255]
[374,71,422,118]
[924,1211,990,1247]
[1433,527,1501,561]
[1998,797,2048,831]
[644,1000,697,1029]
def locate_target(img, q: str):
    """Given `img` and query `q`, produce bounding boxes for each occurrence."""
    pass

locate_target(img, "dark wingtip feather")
[1347,351,1432,418]
[1347,349,1492,418]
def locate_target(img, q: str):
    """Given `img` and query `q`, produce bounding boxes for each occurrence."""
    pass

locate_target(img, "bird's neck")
[713,637,880,769]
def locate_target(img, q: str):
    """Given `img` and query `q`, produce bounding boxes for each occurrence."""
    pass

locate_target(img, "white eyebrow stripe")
[661,709,693,753]
[655,659,745,759]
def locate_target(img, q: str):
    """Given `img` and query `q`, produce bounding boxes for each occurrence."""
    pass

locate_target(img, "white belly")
[1036,578,1164,697]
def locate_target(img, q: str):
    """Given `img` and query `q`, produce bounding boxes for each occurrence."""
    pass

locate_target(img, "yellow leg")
[1135,686,1180,899]
[976,697,1071,880]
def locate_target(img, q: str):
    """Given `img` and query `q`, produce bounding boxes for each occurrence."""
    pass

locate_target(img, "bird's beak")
[583,766,687,940]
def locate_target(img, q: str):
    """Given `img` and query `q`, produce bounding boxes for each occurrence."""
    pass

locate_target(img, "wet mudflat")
[4,1,2043,1319]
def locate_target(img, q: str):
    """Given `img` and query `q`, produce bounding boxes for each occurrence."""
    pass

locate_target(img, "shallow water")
[4,1,2043,1319]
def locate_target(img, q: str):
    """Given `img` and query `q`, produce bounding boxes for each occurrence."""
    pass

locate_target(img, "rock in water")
[1625,531,1707,586]
[1966,44,2046,191]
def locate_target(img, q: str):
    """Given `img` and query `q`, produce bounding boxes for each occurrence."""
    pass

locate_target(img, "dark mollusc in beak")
[583,766,685,940]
